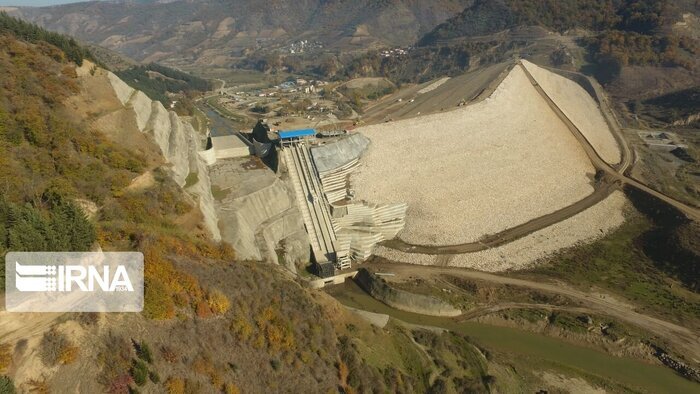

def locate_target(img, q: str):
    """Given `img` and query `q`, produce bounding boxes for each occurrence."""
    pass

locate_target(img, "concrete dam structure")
[282,132,407,271]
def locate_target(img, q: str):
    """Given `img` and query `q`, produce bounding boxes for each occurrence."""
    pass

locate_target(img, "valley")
[0,1,698,393]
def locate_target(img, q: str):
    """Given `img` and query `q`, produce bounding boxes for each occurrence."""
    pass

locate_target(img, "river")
[326,280,699,393]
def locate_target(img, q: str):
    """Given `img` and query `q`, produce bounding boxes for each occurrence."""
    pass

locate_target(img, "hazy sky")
[0,0,102,6]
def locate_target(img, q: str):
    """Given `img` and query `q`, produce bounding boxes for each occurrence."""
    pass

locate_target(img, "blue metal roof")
[279,129,316,139]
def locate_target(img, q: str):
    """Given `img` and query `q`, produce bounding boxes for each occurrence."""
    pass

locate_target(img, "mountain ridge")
[10,0,473,65]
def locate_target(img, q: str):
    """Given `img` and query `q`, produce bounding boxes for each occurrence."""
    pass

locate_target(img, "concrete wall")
[210,161,309,267]
[355,269,462,317]
[215,146,251,159]
[198,147,217,166]
[311,133,370,173]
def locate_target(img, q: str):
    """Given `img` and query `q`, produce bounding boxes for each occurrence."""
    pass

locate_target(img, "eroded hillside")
[0,21,553,394]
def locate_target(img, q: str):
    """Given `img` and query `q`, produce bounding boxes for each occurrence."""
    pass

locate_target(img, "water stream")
[326,280,699,393]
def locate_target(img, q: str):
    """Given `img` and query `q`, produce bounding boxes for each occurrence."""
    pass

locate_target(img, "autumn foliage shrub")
[39,329,79,366]
[0,343,11,373]
[192,355,223,389]
[165,377,185,394]
[98,333,133,393]
[207,289,231,315]
[195,300,213,319]
[160,346,179,364]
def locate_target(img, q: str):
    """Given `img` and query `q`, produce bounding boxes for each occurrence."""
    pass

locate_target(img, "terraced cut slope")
[521,60,622,165]
[352,65,598,246]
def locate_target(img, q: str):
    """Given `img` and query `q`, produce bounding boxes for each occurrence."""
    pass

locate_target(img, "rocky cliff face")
[102,70,222,241]
[71,63,308,268]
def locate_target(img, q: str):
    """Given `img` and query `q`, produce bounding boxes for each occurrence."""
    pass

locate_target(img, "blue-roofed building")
[279,129,316,146]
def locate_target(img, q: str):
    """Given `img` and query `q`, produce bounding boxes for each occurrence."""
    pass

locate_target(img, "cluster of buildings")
[285,39,324,54]
[380,47,411,58]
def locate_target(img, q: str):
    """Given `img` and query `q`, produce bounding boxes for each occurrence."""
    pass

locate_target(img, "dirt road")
[370,261,700,363]
[381,62,699,255]
[520,61,700,222]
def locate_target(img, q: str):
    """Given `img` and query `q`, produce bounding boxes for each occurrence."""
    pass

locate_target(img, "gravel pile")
[522,60,621,164]
[352,65,595,245]
[374,191,628,271]
[418,77,450,94]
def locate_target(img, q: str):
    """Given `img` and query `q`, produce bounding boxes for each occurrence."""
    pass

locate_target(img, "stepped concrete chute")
[282,142,339,265]
[308,133,407,265]
[333,202,407,262]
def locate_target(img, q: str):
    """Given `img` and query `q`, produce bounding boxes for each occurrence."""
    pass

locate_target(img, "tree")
[0,376,16,394]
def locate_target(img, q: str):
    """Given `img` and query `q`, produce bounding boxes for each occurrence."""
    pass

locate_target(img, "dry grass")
[353,65,595,245]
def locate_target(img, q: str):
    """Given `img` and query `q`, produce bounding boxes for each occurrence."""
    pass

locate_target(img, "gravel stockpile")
[352,65,595,245]
[374,191,628,271]
[418,77,450,94]
[521,60,621,165]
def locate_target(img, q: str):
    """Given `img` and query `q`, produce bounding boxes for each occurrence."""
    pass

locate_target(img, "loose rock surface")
[374,191,628,271]
[522,60,621,164]
[353,65,595,245]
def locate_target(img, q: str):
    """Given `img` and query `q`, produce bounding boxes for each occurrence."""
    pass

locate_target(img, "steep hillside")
[420,0,699,73]
[11,0,472,66]
[0,17,543,394]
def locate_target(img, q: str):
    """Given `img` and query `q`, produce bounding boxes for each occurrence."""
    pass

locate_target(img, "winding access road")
[371,261,700,363]
[382,62,700,255]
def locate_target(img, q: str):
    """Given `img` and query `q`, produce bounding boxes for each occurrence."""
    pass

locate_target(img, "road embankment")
[354,268,461,317]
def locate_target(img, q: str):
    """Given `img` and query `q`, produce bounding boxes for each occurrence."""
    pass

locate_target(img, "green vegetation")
[528,214,699,324]
[98,333,133,393]
[0,11,95,66]
[184,172,199,188]
[0,21,235,325]
[0,196,95,256]
[328,281,700,393]
[131,359,149,386]
[115,63,212,107]
[642,86,700,126]
[413,330,492,392]
[337,325,430,393]
[547,312,589,334]
[0,376,15,394]
[135,341,153,364]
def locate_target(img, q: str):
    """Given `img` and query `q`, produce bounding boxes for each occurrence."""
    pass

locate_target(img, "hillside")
[9,0,472,67]
[419,0,699,75]
[0,15,550,394]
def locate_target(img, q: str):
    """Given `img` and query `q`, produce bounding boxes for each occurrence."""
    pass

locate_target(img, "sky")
[0,0,103,6]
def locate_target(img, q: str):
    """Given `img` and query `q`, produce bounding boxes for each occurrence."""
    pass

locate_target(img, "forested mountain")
[9,0,472,66]
[420,0,697,67]
[0,15,518,394]
[115,62,213,106]
[0,10,96,65]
